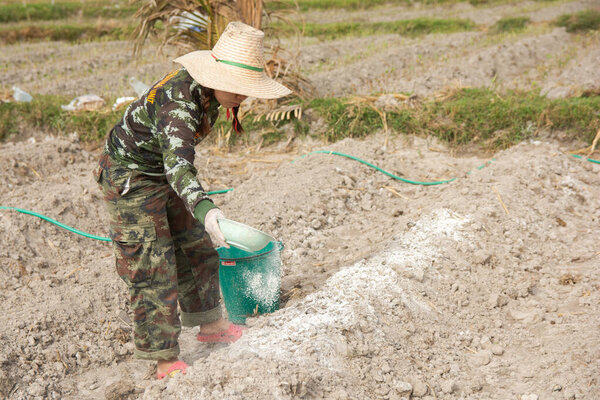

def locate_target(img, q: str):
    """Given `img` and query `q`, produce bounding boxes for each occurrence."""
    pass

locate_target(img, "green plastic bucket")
[216,220,283,324]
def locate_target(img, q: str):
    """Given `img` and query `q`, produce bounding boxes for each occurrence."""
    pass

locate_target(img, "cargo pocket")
[110,222,157,287]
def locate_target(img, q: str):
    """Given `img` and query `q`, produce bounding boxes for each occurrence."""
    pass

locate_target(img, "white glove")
[204,209,229,248]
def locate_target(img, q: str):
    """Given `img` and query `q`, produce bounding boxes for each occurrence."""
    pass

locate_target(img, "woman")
[93,21,291,379]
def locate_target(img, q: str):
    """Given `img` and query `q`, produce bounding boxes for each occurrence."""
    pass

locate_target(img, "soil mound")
[1,134,598,399]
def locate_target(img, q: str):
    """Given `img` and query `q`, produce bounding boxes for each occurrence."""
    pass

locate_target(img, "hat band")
[211,54,263,72]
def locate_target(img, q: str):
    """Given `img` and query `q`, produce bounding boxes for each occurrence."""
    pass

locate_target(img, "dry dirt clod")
[0,369,15,399]
[441,380,457,394]
[27,381,46,397]
[509,308,544,324]
[471,350,492,367]
[104,379,136,400]
[411,379,428,397]
[491,344,504,356]
[559,273,580,285]
[393,381,413,397]
[488,292,509,308]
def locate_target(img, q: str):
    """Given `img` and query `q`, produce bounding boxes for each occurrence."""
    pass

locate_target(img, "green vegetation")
[266,0,404,12]
[0,95,284,144]
[0,0,562,21]
[307,89,600,148]
[419,89,600,148]
[0,2,135,23]
[0,23,135,44]
[276,18,476,39]
[0,95,122,142]
[468,0,557,5]
[3,89,599,149]
[555,10,600,32]
[266,0,559,12]
[490,16,530,33]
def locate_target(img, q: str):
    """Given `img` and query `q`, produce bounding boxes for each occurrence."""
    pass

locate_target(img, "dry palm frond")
[168,10,229,52]
[252,104,303,122]
[132,0,228,56]
[264,44,313,100]
[131,0,313,112]
[239,0,263,29]
[132,0,177,57]
[261,0,312,99]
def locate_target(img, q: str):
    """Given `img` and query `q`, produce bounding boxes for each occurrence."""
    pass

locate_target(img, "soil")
[299,0,596,26]
[1,132,599,399]
[1,0,599,100]
[1,1,599,399]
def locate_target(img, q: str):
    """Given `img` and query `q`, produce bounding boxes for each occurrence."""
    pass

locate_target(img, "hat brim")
[174,50,292,100]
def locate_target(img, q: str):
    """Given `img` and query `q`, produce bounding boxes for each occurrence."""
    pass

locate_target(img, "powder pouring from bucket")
[217,219,283,324]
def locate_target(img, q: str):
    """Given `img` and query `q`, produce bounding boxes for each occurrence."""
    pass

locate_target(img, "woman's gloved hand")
[203,208,229,248]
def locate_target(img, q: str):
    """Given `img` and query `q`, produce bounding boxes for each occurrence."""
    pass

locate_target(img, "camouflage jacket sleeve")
[156,98,211,215]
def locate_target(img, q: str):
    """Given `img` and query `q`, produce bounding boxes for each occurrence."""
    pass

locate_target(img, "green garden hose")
[298,150,459,185]
[571,154,600,164]
[0,206,112,242]
[1,151,597,242]
[0,188,233,243]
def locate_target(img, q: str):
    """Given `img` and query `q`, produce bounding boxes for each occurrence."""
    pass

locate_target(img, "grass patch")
[0,22,135,43]
[490,16,530,33]
[555,10,600,32]
[266,0,560,11]
[307,89,600,148]
[0,2,135,23]
[3,89,599,150]
[0,95,123,142]
[421,89,600,147]
[266,0,406,12]
[275,18,476,39]
[210,112,293,148]
[308,98,384,140]
[470,0,559,4]
[0,95,293,146]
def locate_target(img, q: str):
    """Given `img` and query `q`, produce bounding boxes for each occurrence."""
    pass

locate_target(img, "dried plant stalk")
[131,0,313,104]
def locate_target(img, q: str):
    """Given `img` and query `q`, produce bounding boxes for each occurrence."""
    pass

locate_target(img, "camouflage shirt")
[105,68,220,215]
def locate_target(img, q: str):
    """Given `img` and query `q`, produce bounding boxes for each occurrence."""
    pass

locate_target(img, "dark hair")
[202,87,244,134]
[229,106,243,134]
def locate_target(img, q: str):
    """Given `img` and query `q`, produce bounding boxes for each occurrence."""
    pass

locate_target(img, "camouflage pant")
[94,153,222,360]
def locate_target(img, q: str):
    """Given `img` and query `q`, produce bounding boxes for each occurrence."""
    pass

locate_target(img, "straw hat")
[174,21,292,99]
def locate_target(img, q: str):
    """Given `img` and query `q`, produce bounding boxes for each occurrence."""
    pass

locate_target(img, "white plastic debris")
[171,11,208,33]
[112,96,136,111]
[12,86,32,102]
[128,77,150,97]
[61,94,105,111]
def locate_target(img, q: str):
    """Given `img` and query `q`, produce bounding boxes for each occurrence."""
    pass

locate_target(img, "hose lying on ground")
[0,189,233,243]
[297,150,460,185]
[0,206,112,242]
[1,151,598,242]
[571,154,600,164]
